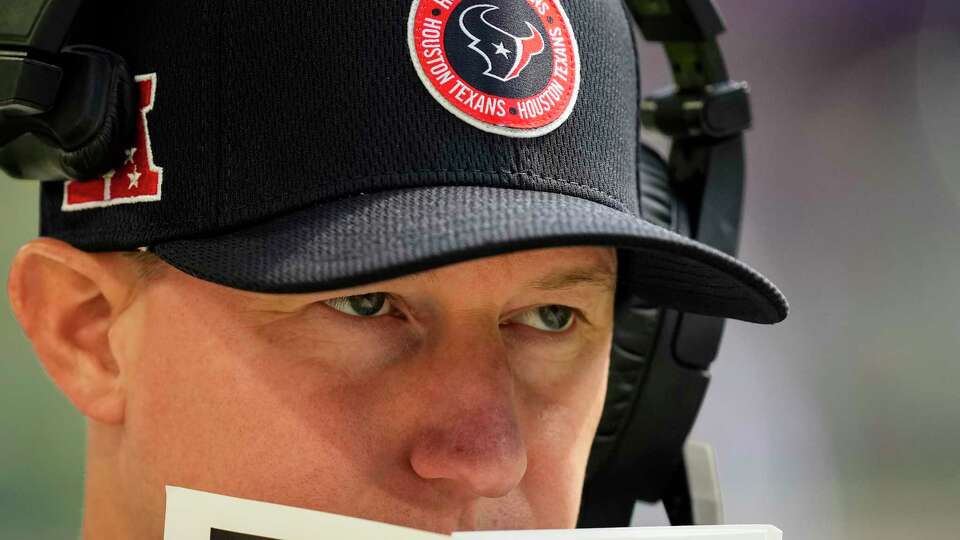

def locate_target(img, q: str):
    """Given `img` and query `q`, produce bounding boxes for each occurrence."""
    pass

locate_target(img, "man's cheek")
[510,351,609,529]
[139,345,397,500]
[517,408,593,528]
[473,489,537,530]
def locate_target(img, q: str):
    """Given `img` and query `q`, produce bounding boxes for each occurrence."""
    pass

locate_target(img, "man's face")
[109,246,616,535]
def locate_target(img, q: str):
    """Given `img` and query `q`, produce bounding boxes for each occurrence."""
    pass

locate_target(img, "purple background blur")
[630,1,960,537]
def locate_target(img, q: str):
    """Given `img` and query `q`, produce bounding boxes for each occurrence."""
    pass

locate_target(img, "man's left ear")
[7,238,141,425]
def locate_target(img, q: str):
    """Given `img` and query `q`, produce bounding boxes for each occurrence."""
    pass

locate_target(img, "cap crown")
[42,1,640,250]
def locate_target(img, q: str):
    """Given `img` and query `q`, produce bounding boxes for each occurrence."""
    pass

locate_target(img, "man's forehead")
[528,264,617,293]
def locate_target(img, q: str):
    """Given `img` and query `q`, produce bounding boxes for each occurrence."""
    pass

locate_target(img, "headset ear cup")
[0,47,137,181]
[585,285,662,475]
[58,46,137,180]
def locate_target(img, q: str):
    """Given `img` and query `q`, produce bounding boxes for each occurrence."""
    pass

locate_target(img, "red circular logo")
[408,0,580,138]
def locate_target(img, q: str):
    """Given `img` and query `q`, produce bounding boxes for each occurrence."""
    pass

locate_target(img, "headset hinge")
[641,80,751,139]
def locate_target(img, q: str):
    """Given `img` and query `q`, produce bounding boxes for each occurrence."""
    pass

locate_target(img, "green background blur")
[1,181,85,539]
[2,1,959,539]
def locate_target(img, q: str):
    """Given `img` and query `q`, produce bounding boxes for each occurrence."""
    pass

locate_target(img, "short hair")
[122,250,165,283]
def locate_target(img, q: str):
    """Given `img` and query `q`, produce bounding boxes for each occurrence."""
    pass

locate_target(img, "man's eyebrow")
[528,265,617,292]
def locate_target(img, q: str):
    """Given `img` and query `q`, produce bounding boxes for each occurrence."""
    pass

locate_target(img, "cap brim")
[152,186,787,324]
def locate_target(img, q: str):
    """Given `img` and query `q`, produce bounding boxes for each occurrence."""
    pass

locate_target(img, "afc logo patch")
[408,0,580,138]
[62,73,163,211]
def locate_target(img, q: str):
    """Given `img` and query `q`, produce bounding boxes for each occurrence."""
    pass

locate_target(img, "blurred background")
[2,1,958,538]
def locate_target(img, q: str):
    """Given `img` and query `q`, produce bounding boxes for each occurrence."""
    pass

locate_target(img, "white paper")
[163,486,446,540]
[164,486,781,540]
[454,525,781,540]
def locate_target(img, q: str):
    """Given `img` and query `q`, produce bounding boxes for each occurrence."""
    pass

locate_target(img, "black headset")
[0,0,752,528]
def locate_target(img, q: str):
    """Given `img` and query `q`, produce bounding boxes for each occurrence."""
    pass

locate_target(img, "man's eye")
[323,293,392,317]
[511,305,576,333]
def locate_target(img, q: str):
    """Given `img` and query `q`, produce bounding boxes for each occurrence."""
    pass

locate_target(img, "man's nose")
[407,321,527,499]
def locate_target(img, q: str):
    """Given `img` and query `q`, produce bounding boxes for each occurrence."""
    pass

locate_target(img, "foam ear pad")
[58,46,137,180]
[586,285,663,477]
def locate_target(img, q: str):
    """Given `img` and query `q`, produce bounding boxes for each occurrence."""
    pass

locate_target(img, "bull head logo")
[459,4,546,83]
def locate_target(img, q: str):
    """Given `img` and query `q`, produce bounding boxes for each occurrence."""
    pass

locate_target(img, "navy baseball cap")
[39,0,787,324]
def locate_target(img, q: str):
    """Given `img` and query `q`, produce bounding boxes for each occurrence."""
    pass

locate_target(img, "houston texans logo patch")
[460,5,546,82]
[409,0,580,138]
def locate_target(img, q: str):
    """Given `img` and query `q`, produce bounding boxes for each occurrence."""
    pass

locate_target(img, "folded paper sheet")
[164,486,781,540]
[163,486,446,540]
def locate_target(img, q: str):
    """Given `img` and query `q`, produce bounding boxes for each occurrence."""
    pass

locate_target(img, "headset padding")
[58,46,137,179]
